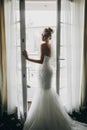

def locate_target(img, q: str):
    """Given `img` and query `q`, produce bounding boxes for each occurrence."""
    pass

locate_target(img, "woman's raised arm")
[22,44,44,64]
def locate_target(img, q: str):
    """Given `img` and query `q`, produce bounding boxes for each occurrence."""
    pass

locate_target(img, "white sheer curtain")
[4,0,17,114]
[62,0,85,112]
[4,0,85,115]
[5,0,25,118]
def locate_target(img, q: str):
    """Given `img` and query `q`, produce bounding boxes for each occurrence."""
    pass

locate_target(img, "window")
[59,0,71,107]
[15,0,84,115]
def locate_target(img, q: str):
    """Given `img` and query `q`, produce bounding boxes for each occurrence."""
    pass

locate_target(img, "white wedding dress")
[23,56,87,130]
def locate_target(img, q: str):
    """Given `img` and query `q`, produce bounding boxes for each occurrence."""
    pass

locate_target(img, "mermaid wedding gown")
[23,56,87,130]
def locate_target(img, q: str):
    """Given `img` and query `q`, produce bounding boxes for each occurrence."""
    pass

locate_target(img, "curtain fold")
[4,0,17,114]
[0,0,7,115]
[60,0,85,112]
[67,0,85,112]
[81,0,87,107]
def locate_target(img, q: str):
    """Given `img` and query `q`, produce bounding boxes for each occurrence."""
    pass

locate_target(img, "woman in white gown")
[23,27,87,130]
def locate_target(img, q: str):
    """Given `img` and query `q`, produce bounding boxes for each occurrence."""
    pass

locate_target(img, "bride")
[23,27,87,130]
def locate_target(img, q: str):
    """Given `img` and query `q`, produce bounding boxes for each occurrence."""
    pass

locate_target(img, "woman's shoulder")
[41,43,51,47]
[41,43,46,49]
[41,43,46,46]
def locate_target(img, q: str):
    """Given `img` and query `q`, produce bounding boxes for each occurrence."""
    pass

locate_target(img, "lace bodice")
[39,56,53,89]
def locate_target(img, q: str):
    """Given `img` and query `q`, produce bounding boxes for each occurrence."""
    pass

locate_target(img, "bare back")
[41,43,51,58]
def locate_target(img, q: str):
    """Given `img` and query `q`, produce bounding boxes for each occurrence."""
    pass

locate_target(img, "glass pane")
[16,23,20,46]
[61,0,71,24]
[60,60,67,68]
[60,23,71,45]
[60,47,66,59]
[15,0,23,117]
[59,0,72,107]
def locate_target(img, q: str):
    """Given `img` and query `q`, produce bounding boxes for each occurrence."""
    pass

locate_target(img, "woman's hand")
[22,50,29,60]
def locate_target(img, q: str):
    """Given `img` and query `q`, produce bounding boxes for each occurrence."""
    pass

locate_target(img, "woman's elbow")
[40,56,44,64]
[40,59,43,64]
[40,61,43,64]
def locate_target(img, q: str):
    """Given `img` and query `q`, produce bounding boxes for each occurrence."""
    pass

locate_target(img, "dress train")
[23,56,87,130]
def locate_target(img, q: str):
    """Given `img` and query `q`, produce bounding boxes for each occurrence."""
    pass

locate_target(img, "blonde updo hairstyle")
[44,27,54,40]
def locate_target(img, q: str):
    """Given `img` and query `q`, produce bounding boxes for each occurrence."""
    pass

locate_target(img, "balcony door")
[17,0,58,119]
